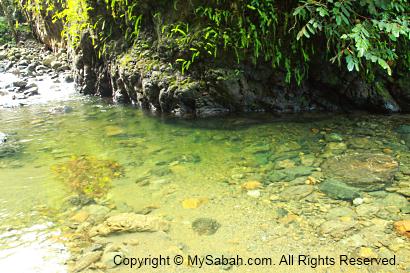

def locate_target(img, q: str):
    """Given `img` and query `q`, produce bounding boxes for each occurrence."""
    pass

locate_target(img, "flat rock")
[355,204,379,217]
[192,218,220,235]
[84,204,111,222]
[268,166,315,182]
[72,251,103,272]
[394,220,410,238]
[322,153,398,191]
[325,207,356,220]
[279,185,313,201]
[182,197,208,209]
[241,181,262,190]
[319,179,361,201]
[396,125,410,134]
[381,193,409,209]
[104,126,125,137]
[89,213,169,237]
[320,219,356,239]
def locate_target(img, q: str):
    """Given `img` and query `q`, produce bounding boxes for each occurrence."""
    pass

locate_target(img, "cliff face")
[23,4,410,117]
[22,5,64,51]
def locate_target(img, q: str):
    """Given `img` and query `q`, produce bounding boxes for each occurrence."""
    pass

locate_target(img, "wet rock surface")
[192,218,221,236]
[0,40,75,108]
[89,213,170,237]
[322,153,399,191]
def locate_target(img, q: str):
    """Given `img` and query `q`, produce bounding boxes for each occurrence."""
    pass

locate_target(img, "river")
[0,68,409,272]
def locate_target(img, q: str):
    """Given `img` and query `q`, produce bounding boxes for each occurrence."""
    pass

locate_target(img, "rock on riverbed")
[322,153,398,191]
[89,213,169,237]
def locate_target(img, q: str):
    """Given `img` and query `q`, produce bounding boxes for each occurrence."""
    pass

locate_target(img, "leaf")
[341,14,350,25]
[317,7,329,17]
[378,58,392,76]
[297,27,305,40]
[346,55,354,71]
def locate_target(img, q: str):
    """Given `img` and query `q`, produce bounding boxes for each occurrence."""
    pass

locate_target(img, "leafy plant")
[18,0,410,83]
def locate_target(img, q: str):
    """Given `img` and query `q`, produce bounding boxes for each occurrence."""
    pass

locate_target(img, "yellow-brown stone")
[394,220,410,238]
[182,198,208,209]
[71,211,89,222]
[241,181,262,190]
[104,126,124,137]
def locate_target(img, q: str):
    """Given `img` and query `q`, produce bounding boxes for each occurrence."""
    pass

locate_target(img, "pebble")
[353,197,364,206]
[192,218,221,235]
[247,190,261,198]
[182,198,208,209]
[394,220,410,238]
[241,181,262,190]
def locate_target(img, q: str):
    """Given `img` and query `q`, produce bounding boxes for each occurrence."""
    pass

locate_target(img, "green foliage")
[52,155,123,198]
[18,0,410,83]
[0,0,19,42]
[0,16,12,44]
[294,0,409,76]
[52,0,91,47]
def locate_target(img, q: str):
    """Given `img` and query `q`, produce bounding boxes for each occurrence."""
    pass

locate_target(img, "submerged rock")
[241,181,262,190]
[324,133,343,142]
[325,207,356,220]
[0,134,22,158]
[72,251,103,272]
[320,219,356,239]
[49,105,73,114]
[182,198,208,209]
[192,218,221,235]
[396,125,410,134]
[0,132,7,143]
[89,213,169,236]
[322,153,398,191]
[247,189,261,198]
[279,185,313,201]
[319,179,361,201]
[381,193,409,209]
[394,220,410,238]
[267,166,315,182]
[104,125,125,137]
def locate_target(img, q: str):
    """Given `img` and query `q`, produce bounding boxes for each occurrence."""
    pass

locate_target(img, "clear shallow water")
[0,95,410,272]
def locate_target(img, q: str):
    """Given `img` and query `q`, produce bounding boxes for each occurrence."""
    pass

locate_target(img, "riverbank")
[0,39,75,108]
[16,1,409,118]
[0,34,409,273]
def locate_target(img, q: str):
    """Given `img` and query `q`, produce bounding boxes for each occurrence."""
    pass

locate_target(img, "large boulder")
[321,153,398,191]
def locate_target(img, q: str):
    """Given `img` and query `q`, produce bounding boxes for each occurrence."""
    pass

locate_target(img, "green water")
[1,97,410,272]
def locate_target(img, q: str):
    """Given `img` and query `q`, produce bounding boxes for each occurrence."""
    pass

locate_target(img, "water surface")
[0,94,409,272]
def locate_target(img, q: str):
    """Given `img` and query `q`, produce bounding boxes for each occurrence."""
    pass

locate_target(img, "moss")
[119,53,133,68]
[374,81,393,100]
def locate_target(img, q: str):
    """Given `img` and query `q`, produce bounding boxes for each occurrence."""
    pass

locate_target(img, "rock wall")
[21,3,65,51]
[23,6,410,118]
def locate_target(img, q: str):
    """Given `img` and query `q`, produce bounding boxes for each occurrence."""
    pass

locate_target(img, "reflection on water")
[0,96,410,272]
[0,223,68,273]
